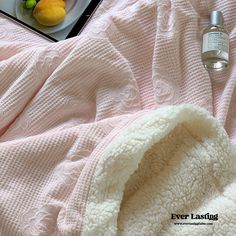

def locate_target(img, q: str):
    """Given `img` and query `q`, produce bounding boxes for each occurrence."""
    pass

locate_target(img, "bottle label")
[202,32,229,54]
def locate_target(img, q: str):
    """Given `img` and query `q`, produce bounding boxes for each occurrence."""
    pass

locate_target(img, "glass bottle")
[202,11,229,71]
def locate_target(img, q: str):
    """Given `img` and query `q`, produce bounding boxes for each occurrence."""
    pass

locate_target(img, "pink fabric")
[1,0,236,235]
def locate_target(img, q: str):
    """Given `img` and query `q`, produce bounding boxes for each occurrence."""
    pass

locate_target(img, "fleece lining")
[82,104,236,236]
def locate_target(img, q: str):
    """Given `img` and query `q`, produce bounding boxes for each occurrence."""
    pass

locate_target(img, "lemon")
[33,0,66,26]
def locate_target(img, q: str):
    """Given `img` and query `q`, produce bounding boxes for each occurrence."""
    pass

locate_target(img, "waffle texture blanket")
[1,0,236,235]
[1,104,236,235]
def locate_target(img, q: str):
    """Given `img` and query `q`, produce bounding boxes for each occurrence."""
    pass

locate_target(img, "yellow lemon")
[33,0,66,26]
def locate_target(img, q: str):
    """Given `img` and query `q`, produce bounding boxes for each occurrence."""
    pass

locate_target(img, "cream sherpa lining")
[81,104,236,236]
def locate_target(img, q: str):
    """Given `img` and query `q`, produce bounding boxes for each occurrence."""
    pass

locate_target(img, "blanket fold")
[81,104,236,236]
[1,101,236,235]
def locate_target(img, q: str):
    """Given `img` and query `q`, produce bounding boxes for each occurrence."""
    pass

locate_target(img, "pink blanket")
[1,0,236,235]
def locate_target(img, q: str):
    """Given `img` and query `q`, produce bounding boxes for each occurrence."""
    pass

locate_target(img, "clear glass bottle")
[202,11,229,71]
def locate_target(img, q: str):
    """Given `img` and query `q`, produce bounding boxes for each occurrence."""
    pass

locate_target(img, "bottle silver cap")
[210,11,224,26]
